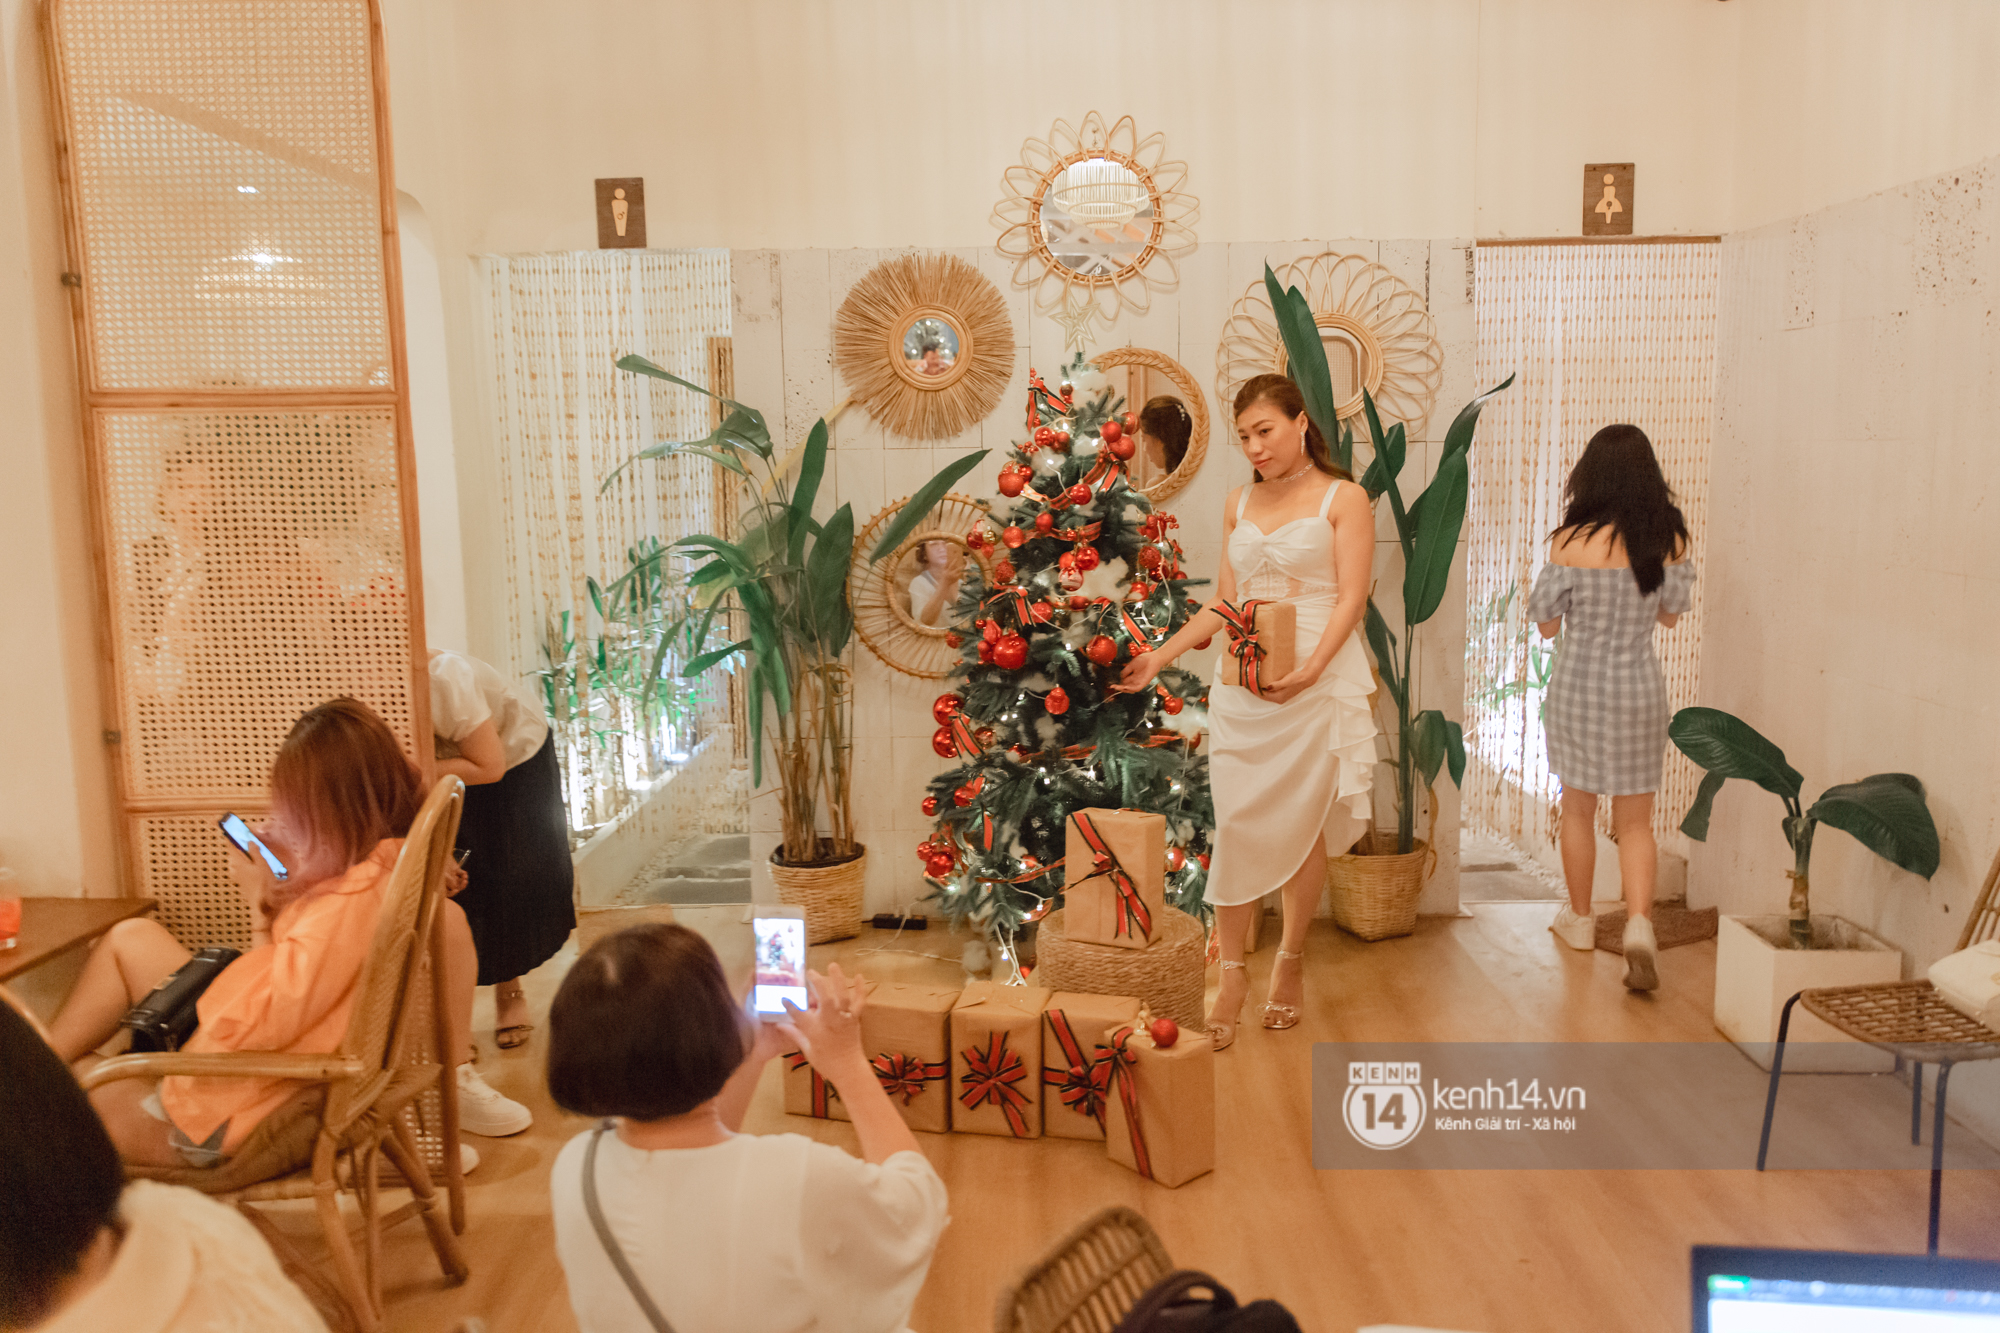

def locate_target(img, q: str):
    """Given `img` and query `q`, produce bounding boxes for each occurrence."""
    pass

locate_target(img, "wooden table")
[0,897,157,983]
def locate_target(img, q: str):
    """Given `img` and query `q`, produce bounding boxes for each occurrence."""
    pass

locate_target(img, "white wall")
[397,192,469,651]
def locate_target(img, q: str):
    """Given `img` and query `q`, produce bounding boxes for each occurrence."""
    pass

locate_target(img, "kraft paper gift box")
[1042,992,1143,1141]
[860,980,960,1134]
[1102,1022,1216,1188]
[1216,598,1296,692]
[1063,808,1166,950]
[950,980,1050,1139]
[781,1047,847,1122]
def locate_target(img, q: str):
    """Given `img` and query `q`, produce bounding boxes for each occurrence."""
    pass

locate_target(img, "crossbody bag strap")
[582,1121,678,1333]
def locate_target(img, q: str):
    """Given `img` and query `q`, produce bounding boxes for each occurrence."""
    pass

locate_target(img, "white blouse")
[428,649,550,771]
[550,1130,949,1333]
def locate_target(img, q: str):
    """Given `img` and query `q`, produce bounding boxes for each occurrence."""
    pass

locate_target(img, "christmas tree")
[916,354,1215,947]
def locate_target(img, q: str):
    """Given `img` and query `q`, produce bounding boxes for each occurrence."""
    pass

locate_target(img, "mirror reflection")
[1100,357,1194,492]
[1041,156,1154,278]
[902,318,960,377]
[902,537,966,627]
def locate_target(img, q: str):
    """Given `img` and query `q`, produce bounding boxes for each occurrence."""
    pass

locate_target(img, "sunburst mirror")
[851,493,995,679]
[993,112,1198,319]
[1217,251,1442,439]
[1089,347,1209,505]
[834,253,1014,440]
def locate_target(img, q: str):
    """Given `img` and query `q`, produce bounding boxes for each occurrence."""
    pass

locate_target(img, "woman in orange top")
[49,698,478,1168]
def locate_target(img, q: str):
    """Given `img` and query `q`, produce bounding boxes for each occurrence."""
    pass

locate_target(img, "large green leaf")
[787,419,829,564]
[868,449,991,562]
[1443,719,1466,787]
[1680,770,1728,841]
[802,503,855,651]
[682,640,750,676]
[1439,373,1517,465]
[1363,597,1404,709]
[1402,447,1469,627]
[1668,707,1804,803]
[1412,709,1450,789]
[617,354,771,452]
[1264,265,1337,444]
[1809,773,1941,879]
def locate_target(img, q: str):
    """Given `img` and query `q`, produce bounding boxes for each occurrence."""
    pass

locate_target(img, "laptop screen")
[1694,1247,2000,1333]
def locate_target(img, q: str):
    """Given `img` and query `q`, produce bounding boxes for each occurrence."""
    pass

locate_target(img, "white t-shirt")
[428,650,550,771]
[550,1130,949,1333]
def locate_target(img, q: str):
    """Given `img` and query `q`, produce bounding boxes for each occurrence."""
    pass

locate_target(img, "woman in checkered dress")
[1526,425,1695,991]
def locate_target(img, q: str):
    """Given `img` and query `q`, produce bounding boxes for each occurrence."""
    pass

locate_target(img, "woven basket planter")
[1034,906,1206,1030]
[771,846,866,945]
[1326,834,1433,941]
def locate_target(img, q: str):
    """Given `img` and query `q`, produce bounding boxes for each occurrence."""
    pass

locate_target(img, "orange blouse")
[159,839,401,1152]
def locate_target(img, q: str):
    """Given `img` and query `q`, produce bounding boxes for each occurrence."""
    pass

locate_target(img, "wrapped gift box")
[781,1047,845,1122]
[950,981,1050,1139]
[1102,1022,1215,1187]
[1217,598,1296,693]
[1063,808,1166,950]
[1042,992,1143,1141]
[860,981,960,1134]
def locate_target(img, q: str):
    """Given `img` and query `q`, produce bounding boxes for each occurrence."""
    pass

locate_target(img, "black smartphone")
[218,812,289,881]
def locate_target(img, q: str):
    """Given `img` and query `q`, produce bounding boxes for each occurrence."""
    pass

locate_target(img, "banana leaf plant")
[1669,706,1941,949]
[606,354,986,866]
[1263,264,1514,855]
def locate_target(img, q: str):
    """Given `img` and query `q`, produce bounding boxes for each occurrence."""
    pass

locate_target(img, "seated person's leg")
[88,1077,183,1169]
[47,917,191,1064]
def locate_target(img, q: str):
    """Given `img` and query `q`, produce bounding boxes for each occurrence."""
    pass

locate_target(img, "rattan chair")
[993,1206,1175,1333]
[83,777,471,1332]
[1758,841,2000,1254]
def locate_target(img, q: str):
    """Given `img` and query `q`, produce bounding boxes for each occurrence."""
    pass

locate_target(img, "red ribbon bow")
[1216,599,1274,694]
[981,583,1035,630]
[958,1030,1033,1137]
[1105,1024,1154,1179]
[871,1051,948,1105]
[1067,811,1154,941]
[1119,605,1163,652]
[784,1049,839,1118]
[1043,1009,1116,1125]
[949,714,981,760]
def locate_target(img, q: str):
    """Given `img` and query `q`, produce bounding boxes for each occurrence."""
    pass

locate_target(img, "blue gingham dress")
[1526,560,1696,796]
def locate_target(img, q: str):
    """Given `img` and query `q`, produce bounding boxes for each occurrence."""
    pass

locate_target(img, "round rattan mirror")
[851,493,995,678]
[835,254,1014,440]
[1090,346,1209,506]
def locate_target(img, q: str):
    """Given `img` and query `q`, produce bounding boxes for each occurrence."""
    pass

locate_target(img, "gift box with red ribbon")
[861,980,959,1134]
[950,980,1050,1138]
[1062,808,1166,950]
[1041,992,1143,1141]
[1102,1022,1216,1187]
[1215,598,1296,693]
[780,1046,845,1122]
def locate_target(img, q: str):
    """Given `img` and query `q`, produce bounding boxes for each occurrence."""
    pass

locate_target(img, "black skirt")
[454,733,576,986]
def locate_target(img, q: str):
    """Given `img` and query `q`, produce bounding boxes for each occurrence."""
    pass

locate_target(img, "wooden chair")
[993,1206,1174,1333]
[83,777,471,1332]
[1758,841,2000,1254]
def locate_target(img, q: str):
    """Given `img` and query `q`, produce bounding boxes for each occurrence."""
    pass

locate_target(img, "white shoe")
[1622,915,1659,991]
[1549,904,1596,951]
[457,1141,481,1176]
[457,1063,533,1137]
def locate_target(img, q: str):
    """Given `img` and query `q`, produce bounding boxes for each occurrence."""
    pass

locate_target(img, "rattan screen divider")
[44,0,430,946]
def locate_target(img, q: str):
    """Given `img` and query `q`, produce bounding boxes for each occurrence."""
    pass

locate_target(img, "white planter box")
[1714,914,1903,1072]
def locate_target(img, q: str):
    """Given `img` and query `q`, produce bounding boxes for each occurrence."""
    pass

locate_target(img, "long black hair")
[1555,424,1689,595]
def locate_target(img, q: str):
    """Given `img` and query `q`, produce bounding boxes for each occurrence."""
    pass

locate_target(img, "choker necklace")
[1261,462,1315,485]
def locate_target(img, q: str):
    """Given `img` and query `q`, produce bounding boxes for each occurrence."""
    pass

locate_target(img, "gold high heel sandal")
[1207,959,1247,1051]
[1261,948,1304,1030]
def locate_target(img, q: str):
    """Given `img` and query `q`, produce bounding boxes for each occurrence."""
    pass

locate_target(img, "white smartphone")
[218,812,289,881]
[750,906,808,1021]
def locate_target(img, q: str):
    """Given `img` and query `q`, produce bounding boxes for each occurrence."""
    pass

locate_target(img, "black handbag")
[121,946,241,1052]
[1112,1270,1303,1333]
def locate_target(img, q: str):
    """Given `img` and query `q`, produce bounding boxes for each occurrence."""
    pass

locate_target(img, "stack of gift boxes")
[779,807,1215,1187]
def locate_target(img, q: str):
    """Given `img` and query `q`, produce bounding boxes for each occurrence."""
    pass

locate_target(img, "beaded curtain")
[1466,242,1718,863]
[478,250,733,833]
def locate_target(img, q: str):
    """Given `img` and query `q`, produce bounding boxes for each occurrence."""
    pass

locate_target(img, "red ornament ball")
[1122,411,1138,433]
[1068,594,1089,610]
[1197,853,1211,870]
[1053,426,1072,450]
[1033,426,1055,447]
[1057,551,1078,574]
[1034,512,1054,534]
[1108,436,1136,461]
[1030,601,1055,623]
[1166,845,1187,872]
[931,726,958,758]
[1137,546,1163,571]
[982,619,1001,643]
[945,632,963,648]
[925,852,956,878]
[1075,545,1101,572]
[1045,685,1070,715]
[1100,419,1123,443]
[997,468,1027,498]
[977,641,996,664]
[952,784,975,808]
[1084,635,1119,666]
[993,632,1028,670]
[966,526,988,551]
[933,693,963,725]
[1001,525,1026,550]
[1067,483,1092,507]
[921,795,940,817]
[993,560,1015,584]
[1148,1017,1180,1049]
[1161,694,1185,716]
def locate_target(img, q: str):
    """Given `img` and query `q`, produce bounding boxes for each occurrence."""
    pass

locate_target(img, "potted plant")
[1671,705,1941,1069]
[610,354,985,941]
[1262,264,1513,938]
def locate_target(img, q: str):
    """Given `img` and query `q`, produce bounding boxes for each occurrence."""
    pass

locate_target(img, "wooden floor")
[284,903,2000,1333]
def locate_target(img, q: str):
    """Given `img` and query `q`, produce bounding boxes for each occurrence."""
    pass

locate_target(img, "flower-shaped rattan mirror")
[850,493,995,679]
[993,112,1197,319]
[1090,346,1209,505]
[834,253,1015,440]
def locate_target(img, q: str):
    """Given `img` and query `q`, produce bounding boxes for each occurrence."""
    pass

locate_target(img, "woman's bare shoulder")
[1549,524,1624,568]
[1222,485,1242,526]
[1328,478,1371,522]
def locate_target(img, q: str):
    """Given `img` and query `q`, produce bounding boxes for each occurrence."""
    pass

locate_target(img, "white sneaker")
[456,1063,533,1137]
[458,1141,481,1176]
[1622,914,1659,991]
[1549,904,1596,951]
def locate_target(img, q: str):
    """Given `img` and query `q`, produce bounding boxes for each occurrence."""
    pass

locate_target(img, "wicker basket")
[1326,833,1433,941]
[771,846,867,944]
[1034,906,1206,1030]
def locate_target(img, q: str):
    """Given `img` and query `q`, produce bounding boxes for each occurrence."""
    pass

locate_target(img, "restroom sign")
[1583,163,1634,236]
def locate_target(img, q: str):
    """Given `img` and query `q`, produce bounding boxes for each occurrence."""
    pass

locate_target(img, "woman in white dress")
[1117,374,1376,1049]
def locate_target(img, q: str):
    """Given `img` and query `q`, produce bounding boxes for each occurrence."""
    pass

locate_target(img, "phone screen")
[750,915,807,1018]
[218,813,289,881]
